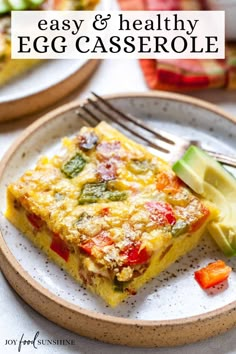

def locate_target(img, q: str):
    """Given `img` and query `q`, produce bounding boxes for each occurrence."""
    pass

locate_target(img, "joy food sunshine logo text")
[4,331,75,352]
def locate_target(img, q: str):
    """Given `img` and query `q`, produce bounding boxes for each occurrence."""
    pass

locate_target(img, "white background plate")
[0,0,110,121]
[0,92,236,346]
[0,60,89,102]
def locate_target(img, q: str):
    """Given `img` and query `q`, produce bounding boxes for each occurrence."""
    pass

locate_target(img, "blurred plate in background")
[206,0,236,40]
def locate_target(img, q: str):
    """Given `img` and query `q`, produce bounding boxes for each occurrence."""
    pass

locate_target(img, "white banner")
[11,11,225,59]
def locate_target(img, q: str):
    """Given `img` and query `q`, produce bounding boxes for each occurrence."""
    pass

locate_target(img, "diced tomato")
[80,231,113,255]
[146,201,176,226]
[97,161,117,181]
[194,260,232,289]
[50,233,70,262]
[27,213,43,230]
[156,172,182,193]
[122,242,150,266]
[190,204,210,232]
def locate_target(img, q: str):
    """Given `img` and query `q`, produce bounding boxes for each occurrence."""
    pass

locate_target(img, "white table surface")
[1,54,236,354]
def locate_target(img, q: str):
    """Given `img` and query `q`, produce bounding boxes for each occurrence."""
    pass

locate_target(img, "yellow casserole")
[6,122,217,306]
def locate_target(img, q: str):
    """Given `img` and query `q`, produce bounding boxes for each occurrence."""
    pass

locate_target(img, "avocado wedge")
[173,146,236,256]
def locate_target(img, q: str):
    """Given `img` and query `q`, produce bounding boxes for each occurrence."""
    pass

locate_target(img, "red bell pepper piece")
[80,240,95,255]
[50,233,70,262]
[194,260,232,289]
[190,204,210,232]
[156,172,182,194]
[27,213,43,230]
[80,231,113,255]
[122,242,150,266]
[146,201,176,226]
[100,207,110,216]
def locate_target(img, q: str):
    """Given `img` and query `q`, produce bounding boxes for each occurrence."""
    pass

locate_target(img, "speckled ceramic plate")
[0,92,236,347]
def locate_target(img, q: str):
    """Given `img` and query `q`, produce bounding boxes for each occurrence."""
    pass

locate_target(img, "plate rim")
[0,59,87,104]
[0,91,236,347]
[0,0,111,106]
[0,59,100,122]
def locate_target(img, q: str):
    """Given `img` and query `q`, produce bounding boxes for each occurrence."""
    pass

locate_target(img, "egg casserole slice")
[0,0,99,86]
[6,122,218,307]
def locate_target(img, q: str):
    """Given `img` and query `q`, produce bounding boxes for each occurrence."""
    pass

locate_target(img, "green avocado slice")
[173,146,236,256]
[28,0,44,7]
[0,0,44,13]
[7,0,29,10]
[0,0,11,14]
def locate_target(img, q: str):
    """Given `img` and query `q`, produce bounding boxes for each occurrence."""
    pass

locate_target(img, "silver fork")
[76,92,236,167]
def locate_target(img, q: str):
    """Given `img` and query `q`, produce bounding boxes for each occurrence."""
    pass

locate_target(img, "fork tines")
[76,93,236,168]
[77,92,177,154]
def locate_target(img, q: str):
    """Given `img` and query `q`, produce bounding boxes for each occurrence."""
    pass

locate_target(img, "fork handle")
[205,150,236,167]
